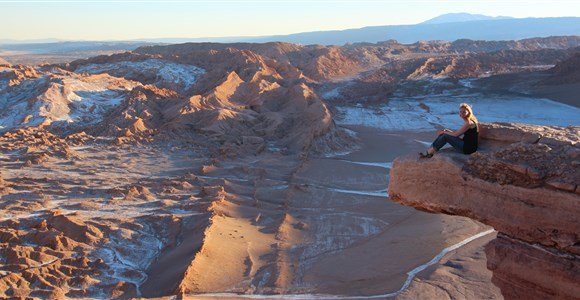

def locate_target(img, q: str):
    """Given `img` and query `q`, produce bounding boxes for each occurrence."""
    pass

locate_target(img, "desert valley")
[0,18,579,299]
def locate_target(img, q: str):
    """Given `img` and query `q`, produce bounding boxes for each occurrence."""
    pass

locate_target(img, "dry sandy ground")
[398,232,501,300]
[0,126,496,298]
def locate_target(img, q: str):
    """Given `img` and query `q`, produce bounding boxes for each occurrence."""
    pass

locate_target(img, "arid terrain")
[0,36,578,299]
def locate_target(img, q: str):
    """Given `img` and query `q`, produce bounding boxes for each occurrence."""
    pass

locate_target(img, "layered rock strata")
[389,122,580,299]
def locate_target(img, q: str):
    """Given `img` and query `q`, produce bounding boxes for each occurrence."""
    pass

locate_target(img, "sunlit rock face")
[0,71,141,132]
[74,58,205,93]
[389,122,580,299]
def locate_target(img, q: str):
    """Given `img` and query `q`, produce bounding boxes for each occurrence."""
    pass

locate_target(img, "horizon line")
[3,15,580,43]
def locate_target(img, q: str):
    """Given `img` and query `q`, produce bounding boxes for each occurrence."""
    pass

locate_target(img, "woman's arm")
[447,121,471,137]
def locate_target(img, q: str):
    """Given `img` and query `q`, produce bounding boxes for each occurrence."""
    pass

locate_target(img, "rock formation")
[389,122,580,299]
[542,50,580,84]
[0,57,9,67]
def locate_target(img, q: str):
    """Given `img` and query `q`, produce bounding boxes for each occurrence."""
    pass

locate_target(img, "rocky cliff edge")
[389,122,579,299]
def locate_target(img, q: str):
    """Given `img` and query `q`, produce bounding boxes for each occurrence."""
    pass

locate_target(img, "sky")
[1,0,579,41]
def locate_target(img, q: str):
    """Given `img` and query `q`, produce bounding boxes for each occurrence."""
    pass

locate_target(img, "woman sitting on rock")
[420,103,479,158]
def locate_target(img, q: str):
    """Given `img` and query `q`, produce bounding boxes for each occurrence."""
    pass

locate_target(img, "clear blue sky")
[1,0,578,41]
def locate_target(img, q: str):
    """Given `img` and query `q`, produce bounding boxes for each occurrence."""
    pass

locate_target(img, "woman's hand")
[437,129,450,135]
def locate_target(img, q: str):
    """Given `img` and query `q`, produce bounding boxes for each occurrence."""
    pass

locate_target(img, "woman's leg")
[432,134,464,153]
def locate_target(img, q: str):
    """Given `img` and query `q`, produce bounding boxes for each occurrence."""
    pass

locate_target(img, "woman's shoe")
[419,151,433,158]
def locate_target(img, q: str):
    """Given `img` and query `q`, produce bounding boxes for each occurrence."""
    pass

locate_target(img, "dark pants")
[432,134,464,153]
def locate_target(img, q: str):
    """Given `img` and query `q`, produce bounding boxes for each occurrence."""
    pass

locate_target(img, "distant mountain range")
[0,38,62,45]
[1,13,579,48]
[141,14,580,45]
[0,41,159,65]
[420,13,513,24]
[247,16,580,45]
[0,41,155,54]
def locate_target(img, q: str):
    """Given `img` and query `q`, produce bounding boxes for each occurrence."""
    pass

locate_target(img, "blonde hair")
[459,103,478,125]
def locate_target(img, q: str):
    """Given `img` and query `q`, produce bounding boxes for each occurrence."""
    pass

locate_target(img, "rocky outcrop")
[448,36,580,53]
[2,40,365,154]
[542,50,580,85]
[388,122,580,299]
[1,42,354,156]
[485,234,579,299]
[0,57,10,67]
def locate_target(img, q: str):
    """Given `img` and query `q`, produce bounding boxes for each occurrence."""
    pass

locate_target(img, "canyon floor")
[4,90,576,298]
[1,122,497,298]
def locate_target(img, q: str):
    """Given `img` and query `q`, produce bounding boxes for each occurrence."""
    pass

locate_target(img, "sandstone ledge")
[389,123,579,254]
[388,122,580,298]
[486,234,580,300]
[389,152,579,255]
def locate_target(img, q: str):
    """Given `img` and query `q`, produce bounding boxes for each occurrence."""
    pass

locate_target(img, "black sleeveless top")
[462,123,478,154]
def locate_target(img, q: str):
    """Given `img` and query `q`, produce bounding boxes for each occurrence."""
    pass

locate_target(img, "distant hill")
[248,17,580,45]
[421,13,513,24]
